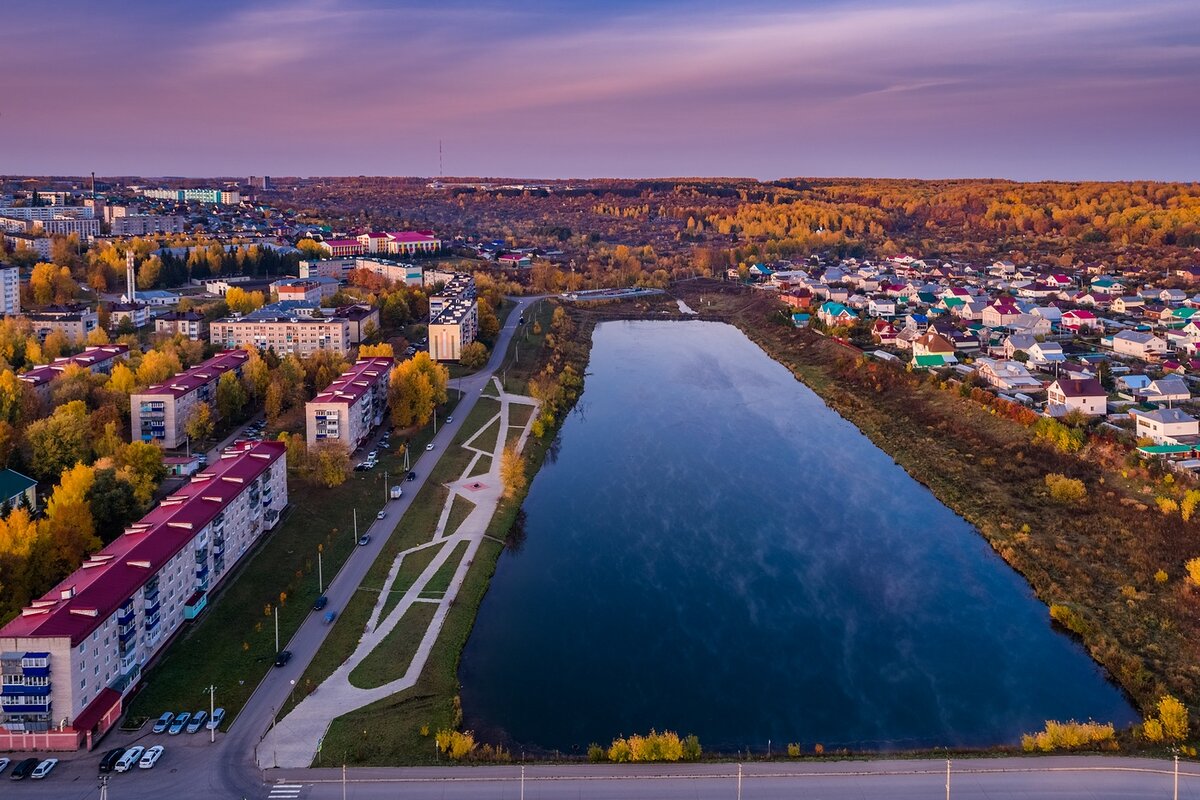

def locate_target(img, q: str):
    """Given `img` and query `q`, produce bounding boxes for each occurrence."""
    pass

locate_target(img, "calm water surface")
[459,320,1135,752]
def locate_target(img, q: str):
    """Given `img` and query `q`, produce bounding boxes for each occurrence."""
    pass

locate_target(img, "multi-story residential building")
[0,440,287,751]
[332,304,380,344]
[317,238,365,258]
[139,188,241,205]
[3,234,52,260]
[131,350,249,449]
[305,357,393,448]
[0,266,20,315]
[25,305,100,341]
[209,313,350,357]
[428,274,479,362]
[154,310,207,340]
[19,345,129,406]
[315,231,440,260]
[271,277,339,303]
[0,215,100,239]
[109,214,187,236]
[299,257,423,286]
[107,302,149,331]
[0,205,94,221]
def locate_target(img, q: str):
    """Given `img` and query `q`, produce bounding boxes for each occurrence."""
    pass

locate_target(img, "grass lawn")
[444,496,475,538]
[419,541,469,598]
[467,454,491,478]
[317,539,505,766]
[123,396,457,730]
[347,603,439,690]
[507,403,534,428]
[499,299,553,395]
[456,397,500,448]
[377,542,444,628]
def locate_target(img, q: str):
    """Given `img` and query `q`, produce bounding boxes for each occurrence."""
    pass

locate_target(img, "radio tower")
[439,140,443,177]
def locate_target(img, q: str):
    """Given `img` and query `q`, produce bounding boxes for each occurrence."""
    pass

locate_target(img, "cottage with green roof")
[0,469,37,513]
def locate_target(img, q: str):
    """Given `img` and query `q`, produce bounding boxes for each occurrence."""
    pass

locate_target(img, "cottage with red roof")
[0,441,287,751]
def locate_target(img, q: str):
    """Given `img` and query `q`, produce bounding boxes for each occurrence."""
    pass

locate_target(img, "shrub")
[787,743,801,757]
[587,743,606,762]
[1182,490,1200,522]
[1050,604,1090,637]
[1155,570,1169,584]
[1045,473,1087,504]
[1143,718,1165,742]
[606,730,691,762]
[1158,695,1190,741]
[1157,497,1179,516]
[1021,720,1116,752]
[682,734,702,761]
[434,729,477,760]
[1187,558,1200,587]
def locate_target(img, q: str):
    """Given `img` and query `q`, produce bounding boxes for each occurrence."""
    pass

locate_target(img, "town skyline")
[3,0,1199,181]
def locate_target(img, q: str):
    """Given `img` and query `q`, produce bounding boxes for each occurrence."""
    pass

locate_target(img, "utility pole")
[273,606,279,653]
[520,764,525,800]
[98,775,108,800]
[737,763,742,800]
[946,758,951,800]
[1175,753,1179,800]
[384,471,389,503]
[342,763,347,800]
[207,684,216,743]
[318,544,324,594]
[353,508,358,541]
[433,409,438,434]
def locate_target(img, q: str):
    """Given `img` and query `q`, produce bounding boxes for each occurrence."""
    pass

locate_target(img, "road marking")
[269,783,304,799]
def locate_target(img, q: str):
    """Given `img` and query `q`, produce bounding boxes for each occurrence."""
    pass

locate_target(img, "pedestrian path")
[258,378,539,769]
[267,781,305,799]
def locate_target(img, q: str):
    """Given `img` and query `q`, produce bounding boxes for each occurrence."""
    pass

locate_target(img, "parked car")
[139,746,164,770]
[153,711,174,733]
[313,595,328,611]
[274,650,292,668]
[407,471,416,482]
[30,758,57,779]
[115,746,144,773]
[354,462,368,471]
[10,757,38,780]
[357,534,371,546]
[186,710,208,733]
[167,711,190,735]
[98,747,124,773]
[446,417,453,424]
[207,708,225,730]
[323,610,337,624]
[425,444,434,451]
[376,511,385,520]
[0,757,9,776]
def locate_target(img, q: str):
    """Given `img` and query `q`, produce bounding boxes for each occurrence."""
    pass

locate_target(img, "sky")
[2,0,1199,181]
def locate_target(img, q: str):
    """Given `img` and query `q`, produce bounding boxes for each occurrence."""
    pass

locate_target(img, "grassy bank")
[671,280,1200,722]
[123,396,458,730]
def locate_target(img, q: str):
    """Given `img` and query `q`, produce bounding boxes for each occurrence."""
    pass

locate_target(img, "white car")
[0,757,9,775]
[139,745,164,769]
[425,444,434,451]
[207,707,225,730]
[376,511,385,520]
[31,758,57,779]
[114,746,144,773]
[446,417,453,424]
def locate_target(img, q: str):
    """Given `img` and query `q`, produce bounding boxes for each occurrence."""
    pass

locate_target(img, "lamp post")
[317,544,324,594]
[207,684,216,743]
[273,606,279,654]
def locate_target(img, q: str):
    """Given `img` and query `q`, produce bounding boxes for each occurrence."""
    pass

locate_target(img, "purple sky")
[3,0,1199,180]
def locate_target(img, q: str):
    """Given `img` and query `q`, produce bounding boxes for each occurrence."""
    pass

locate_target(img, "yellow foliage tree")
[358,343,394,358]
[0,507,41,558]
[1045,473,1087,504]
[500,444,526,499]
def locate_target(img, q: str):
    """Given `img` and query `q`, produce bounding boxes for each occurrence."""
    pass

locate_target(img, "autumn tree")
[24,401,92,480]
[0,507,40,558]
[500,444,527,499]
[309,441,351,488]
[89,468,141,543]
[136,255,164,290]
[113,441,166,507]
[226,286,266,314]
[216,370,247,422]
[28,262,79,306]
[477,298,500,341]
[185,403,215,443]
[135,349,182,388]
[459,341,488,369]
[296,238,325,260]
[358,343,394,358]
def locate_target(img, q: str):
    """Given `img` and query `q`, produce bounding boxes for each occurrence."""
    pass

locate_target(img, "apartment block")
[0,266,19,315]
[299,256,423,286]
[305,357,393,448]
[25,305,100,341]
[109,214,187,236]
[332,304,380,344]
[19,345,129,406]
[209,314,350,357]
[272,277,339,303]
[0,441,287,751]
[107,302,149,331]
[428,273,479,362]
[140,188,241,205]
[131,350,249,449]
[154,310,207,340]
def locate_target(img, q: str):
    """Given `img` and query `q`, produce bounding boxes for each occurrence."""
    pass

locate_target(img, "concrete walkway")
[258,376,538,768]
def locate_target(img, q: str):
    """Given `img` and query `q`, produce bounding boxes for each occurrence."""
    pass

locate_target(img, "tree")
[49,364,96,407]
[1158,695,1189,741]
[389,367,434,429]
[478,298,500,341]
[185,403,214,443]
[459,341,488,369]
[89,468,141,543]
[1045,473,1086,503]
[241,347,270,404]
[106,362,137,396]
[296,238,325,260]
[136,255,163,290]
[216,370,247,422]
[226,286,266,314]
[0,420,16,469]
[309,441,350,487]
[358,343,394,358]
[85,326,111,346]
[0,370,36,426]
[500,444,527,499]
[29,262,77,306]
[114,441,166,506]
[0,507,40,558]
[135,349,182,388]
[24,401,92,480]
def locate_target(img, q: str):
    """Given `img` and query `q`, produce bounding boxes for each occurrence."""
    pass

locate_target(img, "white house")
[1046,378,1107,417]
[1138,376,1190,404]
[975,358,1044,392]
[1134,408,1200,445]
[1028,341,1066,366]
[1112,330,1168,359]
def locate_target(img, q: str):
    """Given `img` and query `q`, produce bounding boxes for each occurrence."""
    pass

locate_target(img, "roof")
[134,350,249,400]
[386,231,438,243]
[1139,408,1197,424]
[0,468,36,500]
[1050,378,1105,398]
[19,345,130,388]
[1138,444,1195,455]
[309,357,394,406]
[0,441,285,645]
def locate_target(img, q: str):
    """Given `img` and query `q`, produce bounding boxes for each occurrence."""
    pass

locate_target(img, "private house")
[1061,309,1099,331]
[1138,376,1190,404]
[1045,378,1107,417]
[1004,334,1037,360]
[1111,330,1168,360]
[1091,277,1126,296]
[817,301,857,327]
[780,289,813,310]
[1008,314,1053,337]
[871,320,898,346]
[868,296,896,317]
[1160,289,1188,306]
[981,299,1023,328]
[975,358,1044,392]
[1111,296,1145,315]
[1027,341,1066,366]
[1133,408,1200,445]
[911,331,957,363]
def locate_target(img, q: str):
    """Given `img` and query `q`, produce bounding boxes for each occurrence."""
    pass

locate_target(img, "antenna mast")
[439,140,443,177]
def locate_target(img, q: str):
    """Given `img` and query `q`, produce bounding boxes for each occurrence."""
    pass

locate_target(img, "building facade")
[0,266,19,315]
[110,215,187,236]
[304,357,393,448]
[299,257,423,286]
[0,441,287,751]
[154,311,207,340]
[131,350,249,449]
[428,273,479,362]
[209,314,350,357]
[140,188,241,205]
[19,345,129,406]
[25,305,100,341]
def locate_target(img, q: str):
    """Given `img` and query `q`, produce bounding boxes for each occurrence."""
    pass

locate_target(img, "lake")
[459,320,1136,753]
